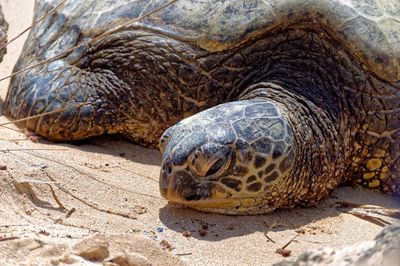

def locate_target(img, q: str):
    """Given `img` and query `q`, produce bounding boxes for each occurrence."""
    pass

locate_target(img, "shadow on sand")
[158,187,400,241]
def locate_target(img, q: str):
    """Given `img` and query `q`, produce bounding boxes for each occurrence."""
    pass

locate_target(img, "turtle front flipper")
[3,28,173,146]
[3,55,139,142]
[160,83,348,214]
[2,1,132,143]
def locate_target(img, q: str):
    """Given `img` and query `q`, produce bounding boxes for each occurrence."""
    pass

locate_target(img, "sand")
[0,0,398,265]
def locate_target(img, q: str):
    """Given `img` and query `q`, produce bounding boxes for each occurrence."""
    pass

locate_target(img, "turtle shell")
[36,0,400,82]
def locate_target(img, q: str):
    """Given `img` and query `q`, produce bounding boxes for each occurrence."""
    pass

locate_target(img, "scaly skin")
[3,0,400,214]
[0,5,8,64]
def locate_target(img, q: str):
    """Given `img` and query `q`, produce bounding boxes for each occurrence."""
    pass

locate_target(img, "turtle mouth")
[159,169,213,202]
[160,168,229,205]
[160,175,267,215]
[162,189,242,210]
[159,169,259,212]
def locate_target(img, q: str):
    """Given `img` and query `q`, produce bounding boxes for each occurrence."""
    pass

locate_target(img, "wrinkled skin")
[0,5,8,64]
[3,0,400,214]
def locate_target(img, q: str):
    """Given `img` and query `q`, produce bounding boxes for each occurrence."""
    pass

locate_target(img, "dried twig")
[66,207,76,218]
[336,201,387,209]
[0,103,88,127]
[0,236,19,242]
[281,233,299,250]
[264,232,276,243]
[40,169,139,220]
[348,210,392,227]
[176,252,192,256]
[336,201,400,225]
[0,224,29,228]
[47,184,67,210]
[263,219,279,243]
[27,151,163,200]
[338,202,400,217]
[0,125,21,133]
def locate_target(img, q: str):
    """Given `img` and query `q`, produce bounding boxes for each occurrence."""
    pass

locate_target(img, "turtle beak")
[159,166,212,202]
[159,163,244,209]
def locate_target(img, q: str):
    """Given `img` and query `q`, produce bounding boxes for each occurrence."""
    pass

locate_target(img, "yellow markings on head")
[368,179,380,188]
[380,172,387,180]
[379,166,389,180]
[240,198,255,208]
[363,172,375,180]
[366,159,382,171]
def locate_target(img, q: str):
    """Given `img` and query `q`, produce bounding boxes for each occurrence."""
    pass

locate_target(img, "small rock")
[160,240,174,251]
[39,229,50,236]
[50,254,79,265]
[73,235,110,262]
[182,231,191,238]
[77,245,109,261]
[276,248,291,257]
[31,163,48,169]
[295,228,306,234]
[107,252,152,266]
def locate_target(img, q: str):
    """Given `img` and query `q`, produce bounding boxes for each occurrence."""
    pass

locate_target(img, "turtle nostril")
[167,165,172,174]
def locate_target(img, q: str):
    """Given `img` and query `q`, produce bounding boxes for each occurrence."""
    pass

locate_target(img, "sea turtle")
[3,0,399,214]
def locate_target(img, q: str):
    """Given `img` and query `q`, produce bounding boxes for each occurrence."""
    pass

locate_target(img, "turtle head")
[159,99,296,214]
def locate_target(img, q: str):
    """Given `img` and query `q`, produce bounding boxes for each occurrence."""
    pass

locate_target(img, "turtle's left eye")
[188,144,232,178]
[206,158,226,176]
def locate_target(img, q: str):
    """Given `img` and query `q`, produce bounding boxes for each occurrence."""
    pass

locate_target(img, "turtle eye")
[205,158,226,176]
[188,144,232,178]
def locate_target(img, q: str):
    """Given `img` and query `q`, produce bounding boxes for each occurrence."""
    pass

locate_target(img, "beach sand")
[0,1,398,265]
